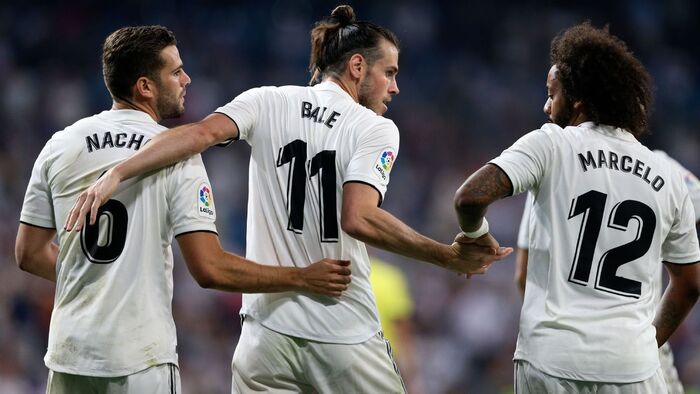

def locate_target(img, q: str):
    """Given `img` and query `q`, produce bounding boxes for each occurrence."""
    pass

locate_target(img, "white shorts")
[514,359,666,394]
[46,363,180,394]
[659,343,683,394]
[231,315,405,393]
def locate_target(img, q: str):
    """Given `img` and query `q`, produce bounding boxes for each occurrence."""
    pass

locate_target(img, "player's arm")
[341,183,512,274]
[15,223,58,282]
[65,113,237,231]
[454,163,513,236]
[176,231,351,296]
[515,248,528,298]
[654,261,700,347]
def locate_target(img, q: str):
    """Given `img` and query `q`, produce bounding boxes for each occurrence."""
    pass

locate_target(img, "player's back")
[512,122,699,382]
[216,81,399,343]
[22,109,215,376]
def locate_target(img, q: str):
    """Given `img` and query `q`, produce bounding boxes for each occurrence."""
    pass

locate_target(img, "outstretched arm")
[176,231,352,297]
[341,182,512,274]
[654,261,700,347]
[15,223,58,282]
[65,113,237,231]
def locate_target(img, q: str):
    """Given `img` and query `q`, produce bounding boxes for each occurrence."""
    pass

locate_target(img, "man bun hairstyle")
[550,22,653,137]
[102,25,177,102]
[308,5,399,85]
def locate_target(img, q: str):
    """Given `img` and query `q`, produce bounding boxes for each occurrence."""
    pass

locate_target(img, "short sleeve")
[662,191,700,264]
[517,192,534,249]
[167,154,219,237]
[214,87,269,142]
[20,142,55,228]
[489,127,554,196]
[344,119,400,205]
[682,170,700,222]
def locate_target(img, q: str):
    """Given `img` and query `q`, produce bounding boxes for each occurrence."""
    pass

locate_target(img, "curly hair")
[550,22,653,137]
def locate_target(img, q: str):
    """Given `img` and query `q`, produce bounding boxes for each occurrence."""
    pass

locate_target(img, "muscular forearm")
[199,252,304,293]
[113,121,216,182]
[454,164,513,232]
[343,208,451,267]
[654,278,700,346]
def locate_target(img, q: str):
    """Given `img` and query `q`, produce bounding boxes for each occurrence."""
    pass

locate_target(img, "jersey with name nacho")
[491,122,700,383]
[20,109,217,377]
[215,81,399,344]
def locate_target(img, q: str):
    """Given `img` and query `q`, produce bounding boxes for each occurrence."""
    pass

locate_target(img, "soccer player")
[15,25,351,394]
[516,150,700,393]
[64,6,512,392]
[454,23,700,393]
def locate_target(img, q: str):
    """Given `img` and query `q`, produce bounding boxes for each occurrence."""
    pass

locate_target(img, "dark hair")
[308,5,399,85]
[102,25,177,102]
[550,22,653,137]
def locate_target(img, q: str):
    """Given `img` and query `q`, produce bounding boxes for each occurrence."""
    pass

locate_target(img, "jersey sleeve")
[20,141,55,228]
[517,192,534,249]
[344,119,400,205]
[681,169,700,222]
[167,154,219,236]
[214,87,270,143]
[662,191,700,264]
[489,127,554,196]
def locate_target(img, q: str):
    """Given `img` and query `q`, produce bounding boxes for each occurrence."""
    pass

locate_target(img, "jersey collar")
[102,109,158,124]
[578,121,638,143]
[313,81,354,101]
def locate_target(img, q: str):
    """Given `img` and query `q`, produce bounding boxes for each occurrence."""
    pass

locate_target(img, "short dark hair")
[102,25,177,102]
[550,22,653,137]
[308,5,399,85]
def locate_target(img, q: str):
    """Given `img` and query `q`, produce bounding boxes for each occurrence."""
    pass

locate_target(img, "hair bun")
[330,5,356,26]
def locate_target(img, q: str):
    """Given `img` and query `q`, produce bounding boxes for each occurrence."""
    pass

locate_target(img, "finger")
[338,260,351,266]
[65,193,87,231]
[89,195,102,225]
[74,196,94,232]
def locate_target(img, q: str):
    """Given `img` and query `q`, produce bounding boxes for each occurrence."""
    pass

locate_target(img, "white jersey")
[215,81,399,344]
[490,121,700,382]
[20,109,217,377]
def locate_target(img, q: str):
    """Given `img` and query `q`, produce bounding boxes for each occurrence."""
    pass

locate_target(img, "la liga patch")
[198,182,215,218]
[373,149,396,182]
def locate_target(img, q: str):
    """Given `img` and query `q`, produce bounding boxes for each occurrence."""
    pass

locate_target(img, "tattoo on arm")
[455,164,513,231]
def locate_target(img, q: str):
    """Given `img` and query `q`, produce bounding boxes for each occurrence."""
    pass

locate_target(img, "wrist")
[461,218,489,239]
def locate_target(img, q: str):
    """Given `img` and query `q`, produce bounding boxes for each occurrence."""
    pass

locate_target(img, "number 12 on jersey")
[568,190,656,298]
[276,139,338,242]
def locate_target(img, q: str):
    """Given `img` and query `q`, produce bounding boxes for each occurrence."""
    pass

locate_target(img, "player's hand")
[454,232,501,253]
[299,259,352,297]
[64,168,121,232]
[444,234,513,276]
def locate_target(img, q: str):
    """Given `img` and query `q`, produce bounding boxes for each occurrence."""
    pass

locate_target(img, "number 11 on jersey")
[277,139,339,242]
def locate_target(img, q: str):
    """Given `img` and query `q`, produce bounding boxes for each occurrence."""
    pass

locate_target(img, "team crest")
[373,149,396,182]
[198,183,215,218]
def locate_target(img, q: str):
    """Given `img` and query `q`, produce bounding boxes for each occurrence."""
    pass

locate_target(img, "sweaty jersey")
[20,109,217,377]
[491,122,700,383]
[215,81,399,344]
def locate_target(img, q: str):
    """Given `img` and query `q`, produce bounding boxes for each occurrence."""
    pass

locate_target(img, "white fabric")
[491,122,700,382]
[231,316,405,394]
[514,360,666,394]
[215,81,400,344]
[653,149,700,222]
[20,109,217,376]
[47,363,180,394]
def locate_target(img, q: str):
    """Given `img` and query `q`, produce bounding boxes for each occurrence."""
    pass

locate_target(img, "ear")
[347,53,365,80]
[133,76,157,100]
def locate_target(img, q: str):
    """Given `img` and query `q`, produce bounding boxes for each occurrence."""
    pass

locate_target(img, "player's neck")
[326,76,360,103]
[112,99,161,123]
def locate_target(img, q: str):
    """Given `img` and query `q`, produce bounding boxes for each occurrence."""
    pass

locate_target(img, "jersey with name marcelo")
[20,109,217,376]
[491,122,700,382]
[215,81,399,344]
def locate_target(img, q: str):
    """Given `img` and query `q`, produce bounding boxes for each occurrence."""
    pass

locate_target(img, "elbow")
[341,213,368,240]
[15,246,33,273]
[454,187,480,214]
[191,268,217,289]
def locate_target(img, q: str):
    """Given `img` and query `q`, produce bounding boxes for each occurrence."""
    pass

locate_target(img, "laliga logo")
[381,151,395,172]
[199,186,211,206]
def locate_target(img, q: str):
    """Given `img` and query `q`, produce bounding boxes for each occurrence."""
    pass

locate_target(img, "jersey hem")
[513,354,659,383]
[244,313,380,345]
[45,357,179,378]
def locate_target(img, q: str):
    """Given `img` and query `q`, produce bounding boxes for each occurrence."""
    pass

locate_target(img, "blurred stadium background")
[2,0,700,393]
